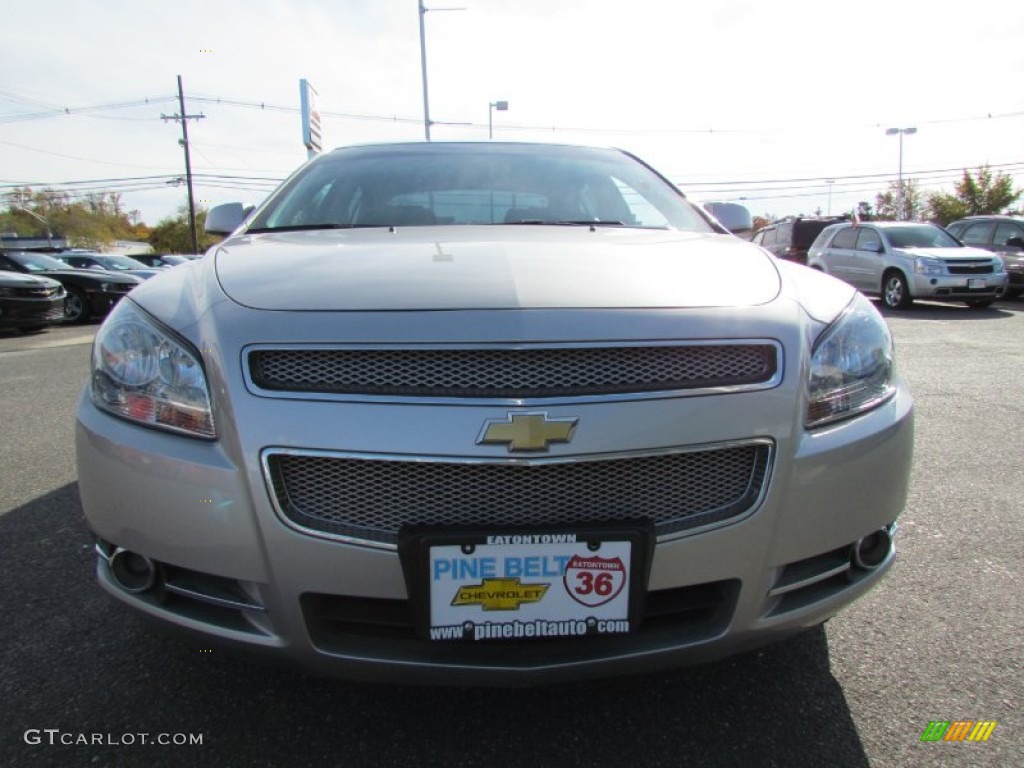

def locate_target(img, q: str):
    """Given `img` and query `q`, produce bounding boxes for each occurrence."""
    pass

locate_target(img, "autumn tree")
[874,179,924,221]
[926,166,1023,226]
[0,188,149,248]
[148,205,221,254]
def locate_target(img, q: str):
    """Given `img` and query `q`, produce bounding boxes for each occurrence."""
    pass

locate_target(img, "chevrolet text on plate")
[76,142,913,686]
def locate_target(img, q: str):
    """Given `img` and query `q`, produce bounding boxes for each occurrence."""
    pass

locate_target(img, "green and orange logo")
[921,720,997,742]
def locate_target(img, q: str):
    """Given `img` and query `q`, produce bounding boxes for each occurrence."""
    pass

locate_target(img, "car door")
[851,227,886,291]
[819,226,859,284]
[958,221,995,251]
[993,221,1024,256]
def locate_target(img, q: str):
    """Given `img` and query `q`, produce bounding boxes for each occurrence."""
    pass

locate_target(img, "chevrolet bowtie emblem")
[478,412,578,452]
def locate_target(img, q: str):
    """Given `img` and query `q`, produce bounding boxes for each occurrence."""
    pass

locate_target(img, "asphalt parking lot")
[1,299,1021,768]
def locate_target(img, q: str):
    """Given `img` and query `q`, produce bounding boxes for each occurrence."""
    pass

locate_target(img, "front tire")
[882,271,913,310]
[64,287,91,324]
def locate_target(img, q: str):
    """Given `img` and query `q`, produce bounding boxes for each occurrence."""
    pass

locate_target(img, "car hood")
[214,227,781,310]
[897,246,995,260]
[0,272,60,288]
[36,269,141,284]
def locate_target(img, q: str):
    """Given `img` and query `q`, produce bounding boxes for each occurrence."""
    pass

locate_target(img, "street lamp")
[14,205,53,248]
[825,179,835,216]
[885,127,917,220]
[418,1,465,141]
[488,100,508,139]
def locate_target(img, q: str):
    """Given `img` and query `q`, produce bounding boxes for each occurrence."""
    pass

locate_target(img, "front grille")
[105,283,135,293]
[249,344,778,399]
[266,443,771,546]
[946,263,994,275]
[12,286,62,299]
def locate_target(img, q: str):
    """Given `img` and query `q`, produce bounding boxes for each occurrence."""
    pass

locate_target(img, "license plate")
[399,523,653,642]
[968,278,987,289]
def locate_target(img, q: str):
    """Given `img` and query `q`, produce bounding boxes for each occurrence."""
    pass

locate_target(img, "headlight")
[90,300,215,438]
[807,293,896,428]
[913,257,944,276]
[992,256,1005,273]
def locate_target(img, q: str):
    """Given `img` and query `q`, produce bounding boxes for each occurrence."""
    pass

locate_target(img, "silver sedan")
[76,142,913,685]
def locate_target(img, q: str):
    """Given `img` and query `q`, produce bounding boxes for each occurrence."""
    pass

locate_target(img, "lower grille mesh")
[267,443,771,546]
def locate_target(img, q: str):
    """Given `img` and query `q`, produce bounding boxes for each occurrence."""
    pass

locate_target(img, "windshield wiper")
[505,219,626,227]
[246,223,353,233]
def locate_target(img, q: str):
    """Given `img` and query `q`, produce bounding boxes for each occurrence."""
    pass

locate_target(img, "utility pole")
[162,76,205,253]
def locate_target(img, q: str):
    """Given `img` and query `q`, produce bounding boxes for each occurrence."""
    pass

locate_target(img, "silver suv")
[808,221,1007,309]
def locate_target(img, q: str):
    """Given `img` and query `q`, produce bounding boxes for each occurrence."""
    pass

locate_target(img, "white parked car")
[76,142,913,685]
[807,221,1007,309]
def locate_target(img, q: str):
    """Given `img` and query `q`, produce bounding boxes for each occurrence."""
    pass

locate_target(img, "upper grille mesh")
[250,345,777,398]
[267,444,771,546]
[11,285,63,299]
[945,263,994,275]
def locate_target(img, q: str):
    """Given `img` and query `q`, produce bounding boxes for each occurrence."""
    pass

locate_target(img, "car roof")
[952,214,1023,222]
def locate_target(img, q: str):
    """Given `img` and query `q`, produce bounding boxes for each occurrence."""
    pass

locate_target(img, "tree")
[148,204,222,254]
[926,166,1023,226]
[875,179,924,221]
[751,214,774,232]
[856,201,874,221]
[0,188,148,248]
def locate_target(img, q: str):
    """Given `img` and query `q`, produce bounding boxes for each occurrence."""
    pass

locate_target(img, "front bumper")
[76,383,914,685]
[85,286,134,317]
[0,296,64,329]
[909,272,1007,301]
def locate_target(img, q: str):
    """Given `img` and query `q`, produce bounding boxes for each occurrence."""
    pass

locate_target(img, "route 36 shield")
[563,554,627,607]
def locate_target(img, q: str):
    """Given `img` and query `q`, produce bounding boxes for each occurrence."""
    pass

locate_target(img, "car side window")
[960,222,993,246]
[855,230,881,252]
[761,229,776,246]
[831,228,858,249]
[993,222,1024,248]
[774,223,792,245]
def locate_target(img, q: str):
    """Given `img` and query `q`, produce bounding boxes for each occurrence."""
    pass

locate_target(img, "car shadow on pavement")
[873,298,1019,321]
[2,483,869,768]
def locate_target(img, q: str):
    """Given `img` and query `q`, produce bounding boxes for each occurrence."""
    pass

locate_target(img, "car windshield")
[247,143,713,233]
[87,255,147,270]
[5,252,70,271]
[884,226,961,249]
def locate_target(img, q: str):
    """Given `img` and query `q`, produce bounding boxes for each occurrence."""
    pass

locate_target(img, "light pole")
[418,1,465,141]
[14,205,53,248]
[825,179,835,216]
[885,127,917,220]
[488,100,508,139]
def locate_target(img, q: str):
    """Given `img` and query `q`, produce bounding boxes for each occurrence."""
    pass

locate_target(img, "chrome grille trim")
[262,440,774,550]
[244,341,783,405]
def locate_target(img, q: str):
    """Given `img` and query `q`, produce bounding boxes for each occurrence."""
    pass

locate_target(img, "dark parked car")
[946,215,1024,298]
[0,251,140,323]
[55,252,162,281]
[0,271,66,332]
[752,216,848,265]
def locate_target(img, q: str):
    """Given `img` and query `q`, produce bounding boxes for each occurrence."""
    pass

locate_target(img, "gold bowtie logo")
[478,412,578,452]
[451,578,550,611]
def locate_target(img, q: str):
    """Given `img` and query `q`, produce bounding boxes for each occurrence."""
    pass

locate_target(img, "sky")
[2,0,1022,229]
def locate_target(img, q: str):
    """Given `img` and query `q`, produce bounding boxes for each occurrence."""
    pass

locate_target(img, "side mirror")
[205,203,247,235]
[1005,237,1024,249]
[702,201,753,237]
